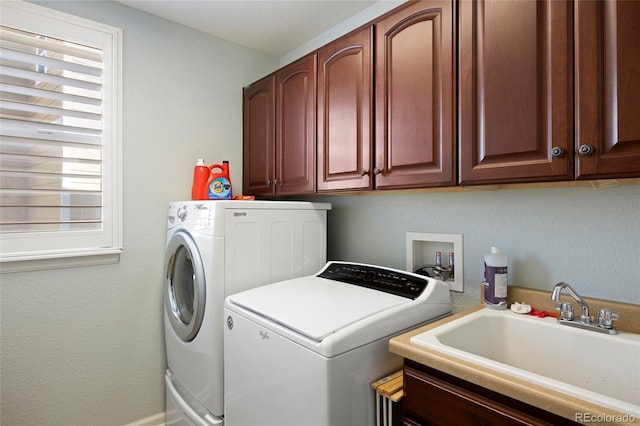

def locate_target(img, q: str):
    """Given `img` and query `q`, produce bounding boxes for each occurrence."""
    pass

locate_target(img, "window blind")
[1,25,103,233]
[0,1,121,269]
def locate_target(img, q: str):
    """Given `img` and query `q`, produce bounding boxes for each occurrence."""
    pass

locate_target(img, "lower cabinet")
[402,360,579,426]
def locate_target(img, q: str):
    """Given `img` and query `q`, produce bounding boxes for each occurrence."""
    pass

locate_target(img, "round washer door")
[164,230,206,342]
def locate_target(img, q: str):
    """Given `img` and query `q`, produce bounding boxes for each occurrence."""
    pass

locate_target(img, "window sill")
[0,250,121,273]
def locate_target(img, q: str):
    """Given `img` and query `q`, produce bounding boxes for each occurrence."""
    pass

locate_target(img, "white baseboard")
[124,412,165,426]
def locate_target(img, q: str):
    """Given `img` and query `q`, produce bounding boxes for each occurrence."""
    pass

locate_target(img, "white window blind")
[0,1,122,271]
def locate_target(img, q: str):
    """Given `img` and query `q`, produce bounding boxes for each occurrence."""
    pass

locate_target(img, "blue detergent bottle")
[207,160,232,200]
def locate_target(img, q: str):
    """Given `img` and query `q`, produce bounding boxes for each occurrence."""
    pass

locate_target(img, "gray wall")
[0,2,277,425]
[309,184,640,306]
[1,1,639,426]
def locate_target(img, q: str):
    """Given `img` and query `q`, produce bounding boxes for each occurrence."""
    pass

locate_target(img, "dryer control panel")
[317,262,428,299]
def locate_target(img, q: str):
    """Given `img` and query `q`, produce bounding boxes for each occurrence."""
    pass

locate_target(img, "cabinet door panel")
[317,26,373,192]
[404,367,549,425]
[459,0,573,185]
[575,0,640,179]
[276,55,316,195]
[243,76,275,196]
[375,0,455,189]
[482,1,537,159]
[403,362,580,426]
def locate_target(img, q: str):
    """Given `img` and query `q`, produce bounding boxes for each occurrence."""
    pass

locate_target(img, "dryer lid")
[226,275,411,342]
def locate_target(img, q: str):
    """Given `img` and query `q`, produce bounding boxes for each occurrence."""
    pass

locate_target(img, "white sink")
[410,308,640,416]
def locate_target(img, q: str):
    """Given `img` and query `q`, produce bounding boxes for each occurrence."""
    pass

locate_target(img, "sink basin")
[410,308,640,416]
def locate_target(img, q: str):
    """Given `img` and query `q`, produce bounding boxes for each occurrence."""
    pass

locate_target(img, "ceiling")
[115,0,378,57]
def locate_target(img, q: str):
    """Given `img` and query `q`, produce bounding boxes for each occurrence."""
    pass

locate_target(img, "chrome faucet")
[551,282,591,323]
[550,282,619,335]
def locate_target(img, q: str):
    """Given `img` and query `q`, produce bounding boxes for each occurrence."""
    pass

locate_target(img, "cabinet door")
[459,0,573,185]
[575,0,640,179]
[275,54,317,195]
[374,0,456,189]
[403,362,580,426]
[243,75,276,196]
[317,26,373,192]
[404,367,541,425]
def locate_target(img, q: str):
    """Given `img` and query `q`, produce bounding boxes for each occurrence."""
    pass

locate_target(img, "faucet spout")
[551,282,591,323]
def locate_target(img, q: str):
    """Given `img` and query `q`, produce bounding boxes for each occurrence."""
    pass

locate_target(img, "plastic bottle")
[207,160,232,200]
[448,252,455,279]
[191,158,209,200]
[483,247,508,309]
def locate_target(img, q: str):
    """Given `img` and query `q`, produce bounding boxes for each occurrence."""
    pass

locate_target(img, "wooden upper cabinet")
[575,0,640,179]
[374,0,456,189]
[459,0,573,185]
[275,54,317,195]
[243,54,316,196]
[243,75,276,196]
[245,0,639,196]
[317,26,373,192]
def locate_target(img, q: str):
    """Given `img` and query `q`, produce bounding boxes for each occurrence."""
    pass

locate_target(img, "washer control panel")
[317,261,428,299]
[167,202,216,231]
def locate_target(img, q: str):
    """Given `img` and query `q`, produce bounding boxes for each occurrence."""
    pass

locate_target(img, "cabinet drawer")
[403,363,578,426]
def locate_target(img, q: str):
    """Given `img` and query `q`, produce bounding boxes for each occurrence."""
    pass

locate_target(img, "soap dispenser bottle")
[484,247,508,309]
[191,158,209,200]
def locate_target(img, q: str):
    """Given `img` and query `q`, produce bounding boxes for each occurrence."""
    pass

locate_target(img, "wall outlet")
[406,232,463,292]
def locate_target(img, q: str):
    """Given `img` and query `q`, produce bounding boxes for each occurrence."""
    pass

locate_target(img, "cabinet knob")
[360,169,369,176]
[373,167,382,175]
[266,179,272,186]
[578,144,595,156]
[273,178,280,185]
[550,146,565,158]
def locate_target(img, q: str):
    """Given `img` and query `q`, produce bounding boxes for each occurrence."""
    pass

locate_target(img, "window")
[0,1,122,272]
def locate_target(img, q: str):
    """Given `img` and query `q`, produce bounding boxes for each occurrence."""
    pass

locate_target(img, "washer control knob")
[177,206,188,222]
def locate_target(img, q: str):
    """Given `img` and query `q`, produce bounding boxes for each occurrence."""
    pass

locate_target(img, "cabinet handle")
[266,179,272,186]
[373,167,382,175]
[578,144,595,156]
[360,169,369,176]
[274,178,280,185]
[550,146,565,158]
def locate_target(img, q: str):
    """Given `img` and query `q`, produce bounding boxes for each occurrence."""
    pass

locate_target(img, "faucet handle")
[558,302,574,321]
[597,309,619,329]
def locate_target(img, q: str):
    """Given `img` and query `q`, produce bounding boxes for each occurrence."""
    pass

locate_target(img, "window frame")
[0,0,123,273]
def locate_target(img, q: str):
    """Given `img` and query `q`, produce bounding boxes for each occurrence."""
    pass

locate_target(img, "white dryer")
[223,261,452,426]
[163,200,330,425]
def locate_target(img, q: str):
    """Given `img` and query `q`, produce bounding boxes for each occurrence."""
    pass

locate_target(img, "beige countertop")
[389,286,640,426]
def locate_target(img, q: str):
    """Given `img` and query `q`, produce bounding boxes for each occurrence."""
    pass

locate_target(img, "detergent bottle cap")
[196,158,205,166]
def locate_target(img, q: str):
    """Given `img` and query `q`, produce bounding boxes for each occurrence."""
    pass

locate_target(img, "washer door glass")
[164,230,206,342]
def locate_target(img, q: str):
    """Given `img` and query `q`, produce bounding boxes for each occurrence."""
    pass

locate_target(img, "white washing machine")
[163,200,330,425]
[223,261,452,426]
